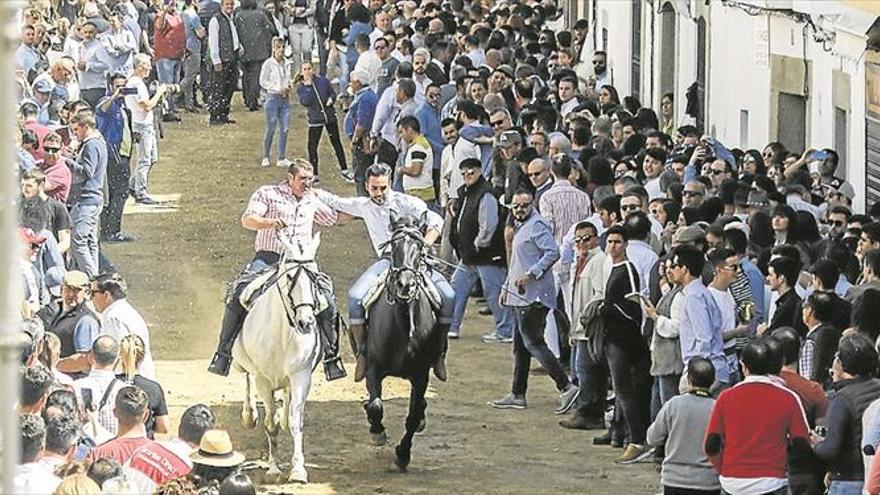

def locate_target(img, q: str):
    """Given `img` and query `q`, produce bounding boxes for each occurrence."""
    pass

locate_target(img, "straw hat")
[189,430,245,467]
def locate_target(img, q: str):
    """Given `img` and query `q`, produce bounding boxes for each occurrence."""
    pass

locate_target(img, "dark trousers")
[605,333,652,445]
[664,487,720,495]
[100,148,131,237]
[307,120,348,175]
[241,59,264,110]
[352,146,373,196]
[376,138,398,171]
[573,340,608,420]
[316,28,328,75]
[210,58,238,123]
[511,303,569,397]
[80,88,106,109]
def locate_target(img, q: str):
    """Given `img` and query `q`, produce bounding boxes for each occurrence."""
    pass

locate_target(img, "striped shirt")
[243,182,337,256]
[74,369,126,437]
[538,180,591,245]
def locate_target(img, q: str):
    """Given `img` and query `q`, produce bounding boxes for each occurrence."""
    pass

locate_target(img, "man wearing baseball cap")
[43,270,101,377]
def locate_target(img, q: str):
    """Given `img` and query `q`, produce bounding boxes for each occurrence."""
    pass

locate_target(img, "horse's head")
[286,264,318,331]
[387,212,426,303]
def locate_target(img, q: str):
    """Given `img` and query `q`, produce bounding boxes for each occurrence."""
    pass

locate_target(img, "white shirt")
[625,239,658,296]
[708,286,737,351]
[208,12,240,65]
[315,189,443,257]
[125,76,152,125]
[645,177,663,200]
[353,49,381,89]
[560,97,579,117]
[439,144,455,205]
[14,462,62,495]
[100,298,156,380]
[259,56,291,95]
[401,136,434,192]
[73,368,126,437]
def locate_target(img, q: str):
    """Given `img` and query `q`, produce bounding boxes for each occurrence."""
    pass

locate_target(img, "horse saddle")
[361,268,443,317]
[238,263,331,314]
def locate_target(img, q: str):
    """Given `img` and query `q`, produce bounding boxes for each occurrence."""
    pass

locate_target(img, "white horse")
[232,233,324,483]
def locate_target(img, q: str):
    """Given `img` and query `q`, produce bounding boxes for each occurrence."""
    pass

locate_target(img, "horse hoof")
[394,447,410,472]
[288,466,309,484]
[371,431,387,446]
[416,418,426,433]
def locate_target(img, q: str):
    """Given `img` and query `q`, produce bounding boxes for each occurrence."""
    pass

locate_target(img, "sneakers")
[103,232,136,243]
[340,170,355,183]
[480,333,513,344]
[447,329,460,339]
[554,384,580,415]
[276,158,291,168]
[616,443,650,465]
[135,196,158,205]
[261,158,271,168]
[488,394,526,410]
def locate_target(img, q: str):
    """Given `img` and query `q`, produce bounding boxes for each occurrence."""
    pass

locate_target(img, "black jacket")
[450,177,505,266]
[234,9,273,62]
[815,376,880,480]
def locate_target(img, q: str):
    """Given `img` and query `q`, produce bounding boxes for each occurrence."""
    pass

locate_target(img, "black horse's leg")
[365,367,387,446]
[395,368,429,472]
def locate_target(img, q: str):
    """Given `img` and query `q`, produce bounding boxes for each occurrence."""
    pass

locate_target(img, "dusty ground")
[104,98,661,494]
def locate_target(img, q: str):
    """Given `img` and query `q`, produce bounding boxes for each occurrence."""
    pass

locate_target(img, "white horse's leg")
[288,368,313,483]
[241,372,259,430]
[254,376,282,477]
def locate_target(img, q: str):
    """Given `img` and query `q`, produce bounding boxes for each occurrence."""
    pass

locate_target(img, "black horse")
[360,213,443,471]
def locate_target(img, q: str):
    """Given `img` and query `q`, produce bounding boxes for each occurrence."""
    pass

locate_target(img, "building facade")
[568,0,879,211]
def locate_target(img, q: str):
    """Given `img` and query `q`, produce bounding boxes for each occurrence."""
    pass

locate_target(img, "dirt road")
[104,100,661,494]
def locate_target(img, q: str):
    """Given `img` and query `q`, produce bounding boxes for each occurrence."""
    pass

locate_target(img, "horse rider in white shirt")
[315,163,454,383]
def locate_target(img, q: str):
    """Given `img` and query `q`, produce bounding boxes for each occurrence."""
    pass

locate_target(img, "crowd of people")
[14,0,880,493]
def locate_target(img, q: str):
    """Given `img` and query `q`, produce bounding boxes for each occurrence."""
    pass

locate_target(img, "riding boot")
[317,310,347,381]
[207,301,248,376]
[433,323,449,382]
[350,323,367,382]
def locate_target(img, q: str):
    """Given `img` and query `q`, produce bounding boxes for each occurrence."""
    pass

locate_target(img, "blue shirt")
[680,279,729,383]
[72,314,101,353]
[95,97,125,146]
[343,87,378,138]
[15,44,39,74]
[344,21,372,66]
[182,9,203,53]
[504,211,560,308]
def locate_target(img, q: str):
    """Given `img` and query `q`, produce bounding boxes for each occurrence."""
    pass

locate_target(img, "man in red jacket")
[154,0,186,120]
[704,337,811,495]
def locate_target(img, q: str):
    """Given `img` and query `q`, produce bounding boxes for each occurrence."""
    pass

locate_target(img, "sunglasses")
[459,169,478,176]
[511,202,532,209]
[682,190,703,198]
[574,235,594,243]
[527,172,544,178]
[43,146,60,153]
[710,169,726,175]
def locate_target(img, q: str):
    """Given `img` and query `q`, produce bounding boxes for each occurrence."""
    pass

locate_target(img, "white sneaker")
[277,158,291,168]
[260,158,271,168]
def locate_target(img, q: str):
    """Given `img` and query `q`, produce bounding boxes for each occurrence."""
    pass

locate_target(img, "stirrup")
[323,356,347,381]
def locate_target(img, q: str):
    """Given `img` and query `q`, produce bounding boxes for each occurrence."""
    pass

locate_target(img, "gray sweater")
[647,392,720,491]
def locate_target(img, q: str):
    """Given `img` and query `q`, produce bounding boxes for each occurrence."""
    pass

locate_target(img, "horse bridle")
[384,227,427,305]
[277,260,321,330]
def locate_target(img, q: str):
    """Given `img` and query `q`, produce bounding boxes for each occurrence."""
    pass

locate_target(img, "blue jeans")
[450,262,514,338]
[347,259,453,325]
[131,122,157,198]
[263,94,290,160]
[827,481,863,495]
[69,203,103,277]
[288,23,313,75]
[156,58,181,112]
